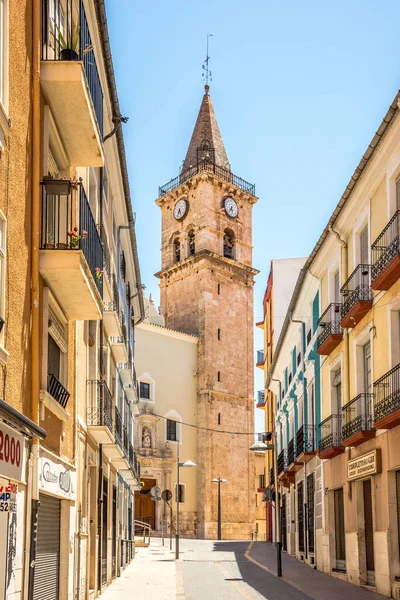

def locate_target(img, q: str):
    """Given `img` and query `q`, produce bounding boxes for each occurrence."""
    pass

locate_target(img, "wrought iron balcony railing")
[371,210,400,284]
[100,225,111,279]
[296,424,315,457]
[257,390,265,405]
[86,379,113,433]
[270,467,275,486]
[373,362,400,425]
[340,264,373,319]
[317,303,343,350]
[287,439,295,466]
[277,449,287,475]
[40,181,103,296]
[256,350,265,364]
[319,414,342,452]
[48,373,70,409]
[114,405,123,449]
[159,160,256,197]
[41,0,104,136]
[342,393,374,441]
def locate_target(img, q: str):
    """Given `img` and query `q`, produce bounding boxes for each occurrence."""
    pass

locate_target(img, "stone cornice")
[155,249,259,279]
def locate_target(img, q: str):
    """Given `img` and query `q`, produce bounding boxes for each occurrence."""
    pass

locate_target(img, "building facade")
[155,85,257,539]
[134,296,199,537]
[264,91,400,597]
[0,0,145,598]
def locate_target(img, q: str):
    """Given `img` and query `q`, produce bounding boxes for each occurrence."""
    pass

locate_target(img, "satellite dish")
[150,486,161,498]
[161,489,172,502]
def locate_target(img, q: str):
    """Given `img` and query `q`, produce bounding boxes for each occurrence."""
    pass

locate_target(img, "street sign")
[150,486,161,498]
[161,489,172,502]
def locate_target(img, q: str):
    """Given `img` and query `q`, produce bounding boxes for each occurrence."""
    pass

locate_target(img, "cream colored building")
[134,297,199,537]
[254,452,267,541]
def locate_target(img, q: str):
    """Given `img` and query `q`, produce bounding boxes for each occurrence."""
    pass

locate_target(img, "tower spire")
[202,33,214,91]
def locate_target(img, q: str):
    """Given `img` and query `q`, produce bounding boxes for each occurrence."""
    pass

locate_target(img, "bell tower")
[156,86,258,540]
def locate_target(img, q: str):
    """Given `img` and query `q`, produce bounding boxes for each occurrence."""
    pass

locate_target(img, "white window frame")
[328,353,343,416]
[165,410,182,444]
[386,155,400,218]
[138,372,155,403]
[327,255,341,305]
[352,322,374,396]
[352,207,370,269]
[174,482,186,503]
[388,301,400,370]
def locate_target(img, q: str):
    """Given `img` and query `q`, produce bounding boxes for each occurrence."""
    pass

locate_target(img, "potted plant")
[51,23,80,61]
[68,227,87,249]
[43,176,71,196]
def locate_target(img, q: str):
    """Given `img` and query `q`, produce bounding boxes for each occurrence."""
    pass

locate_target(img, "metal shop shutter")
[33,493,61,600]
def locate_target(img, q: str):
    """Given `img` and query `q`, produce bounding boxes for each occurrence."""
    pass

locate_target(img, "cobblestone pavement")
[99,538,387,600]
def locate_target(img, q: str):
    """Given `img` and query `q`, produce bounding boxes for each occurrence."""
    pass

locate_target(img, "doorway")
[134,478,156,530]
[363,479,375,586]
[307,474,315,555]
[102,477,108,586]
[281,494,287,552]
[334,488,346,570]
[112,486,117,579]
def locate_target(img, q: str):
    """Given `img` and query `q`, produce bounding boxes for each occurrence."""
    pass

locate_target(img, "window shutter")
[360,227,369,265]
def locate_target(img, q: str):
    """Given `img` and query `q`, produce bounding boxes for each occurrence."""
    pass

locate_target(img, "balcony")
[257,390,266,408]
[39,182,103,320]
[109,336,128,363]
[103,275,122,336]
[256,350,265,368]
[342,393,375,447]
[40,373,70,422]
[119,443,140,487]
[277,449,295,485]
[296,424,316,463]
[41,0,104,166]
[288,438,303,472]
[159,160,255,197]
[316,303,343,355]
[371,211,400,290]
[103,405,125,463]
[118,361,135,387]
[318,414,345,459]
[340,265,373,328]
[373,362,400,429]
[87,380,114,444]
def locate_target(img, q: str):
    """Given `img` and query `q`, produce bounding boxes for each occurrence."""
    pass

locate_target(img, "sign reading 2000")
[0,422,25,482]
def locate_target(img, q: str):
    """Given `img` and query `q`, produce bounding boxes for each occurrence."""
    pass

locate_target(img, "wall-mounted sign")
[39,451,76,500]
[347,449,381,481]
[0,421,25,483]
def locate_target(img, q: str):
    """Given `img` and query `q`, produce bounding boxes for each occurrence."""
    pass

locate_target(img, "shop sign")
[0,421,25,482]
[39,452,76,500]
[347,449,381,481]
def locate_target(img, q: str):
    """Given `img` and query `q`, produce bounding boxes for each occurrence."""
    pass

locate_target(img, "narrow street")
[99,539,387,600]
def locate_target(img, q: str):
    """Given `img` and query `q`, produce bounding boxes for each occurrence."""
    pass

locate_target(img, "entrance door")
[298,482,304,554]
[363,479,375,586]
[33,494,61,600]
[102,477,108,585]
[334,488,346,570]
[307,474,315,554]
[396,471,400,559]
[112,486,117,579]
[134,478,156,530]
[281,494,287,552]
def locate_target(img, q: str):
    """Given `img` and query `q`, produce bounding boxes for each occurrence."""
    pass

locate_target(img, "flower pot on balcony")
[43,243,55,249]
[57,243,68,249]
[60,48,79,61]
[43,178,71,196]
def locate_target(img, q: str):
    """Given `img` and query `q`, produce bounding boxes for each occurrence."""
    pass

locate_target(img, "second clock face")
[224,197,238,218]
[173,199,188,220]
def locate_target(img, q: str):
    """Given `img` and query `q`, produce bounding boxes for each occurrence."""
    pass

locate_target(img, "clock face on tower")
[173,199,188,220]
[224,197,238,218]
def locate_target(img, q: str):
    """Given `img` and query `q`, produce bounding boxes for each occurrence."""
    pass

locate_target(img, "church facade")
[154,85,258,540]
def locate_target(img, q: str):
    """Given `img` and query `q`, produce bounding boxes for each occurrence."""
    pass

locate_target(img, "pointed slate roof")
[182,85,230,172]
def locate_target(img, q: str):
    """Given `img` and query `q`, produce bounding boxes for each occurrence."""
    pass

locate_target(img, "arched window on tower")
[188,230,195,256]
[174,238,181,263]
[223,229,235,259]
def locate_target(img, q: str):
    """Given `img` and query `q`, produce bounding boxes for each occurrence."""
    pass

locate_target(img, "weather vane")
[202,33,214,91]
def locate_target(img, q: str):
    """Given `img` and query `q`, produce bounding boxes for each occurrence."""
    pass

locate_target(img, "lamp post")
[175,439,196,560]
[250,438,282,577]
[212,477,227,540]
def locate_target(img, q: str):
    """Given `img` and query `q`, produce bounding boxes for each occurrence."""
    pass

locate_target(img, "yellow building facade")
[264,91,400,597]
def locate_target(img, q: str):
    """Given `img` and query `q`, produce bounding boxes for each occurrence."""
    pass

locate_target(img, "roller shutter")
[33,494,60,600]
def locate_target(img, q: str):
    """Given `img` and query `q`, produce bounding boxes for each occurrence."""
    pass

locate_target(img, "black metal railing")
[122,424,129,456]
[86,379,113,433]
[41,0,104,137]
[373,362,400,424]
[277,449,287,475]
[257,350,264,364]
[114,405,123,449]
[342,393,374,441]
[257,390,265,405]
[129,443,140,479]
[40,182,103,296]
[317,303,343,350]
[288,439,295,466]
[47,373,70,408]
[371,210,400,283]
[319,414,342,452]
[100,226,111,279]
[340,264,372,319]
[270,467,275,486]
[296,424,315,457]
[112,274,120,315]
[159,160,256,197]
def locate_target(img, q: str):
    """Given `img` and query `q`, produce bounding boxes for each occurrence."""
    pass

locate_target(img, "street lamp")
[250,437,282,577]
[212,477,227,540]
[175,440,196,560]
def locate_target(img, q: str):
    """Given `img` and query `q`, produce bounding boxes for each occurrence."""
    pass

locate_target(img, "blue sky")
[106,0,400,430]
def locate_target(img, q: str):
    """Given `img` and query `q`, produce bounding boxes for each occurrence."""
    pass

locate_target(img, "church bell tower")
[156,85,258,539]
